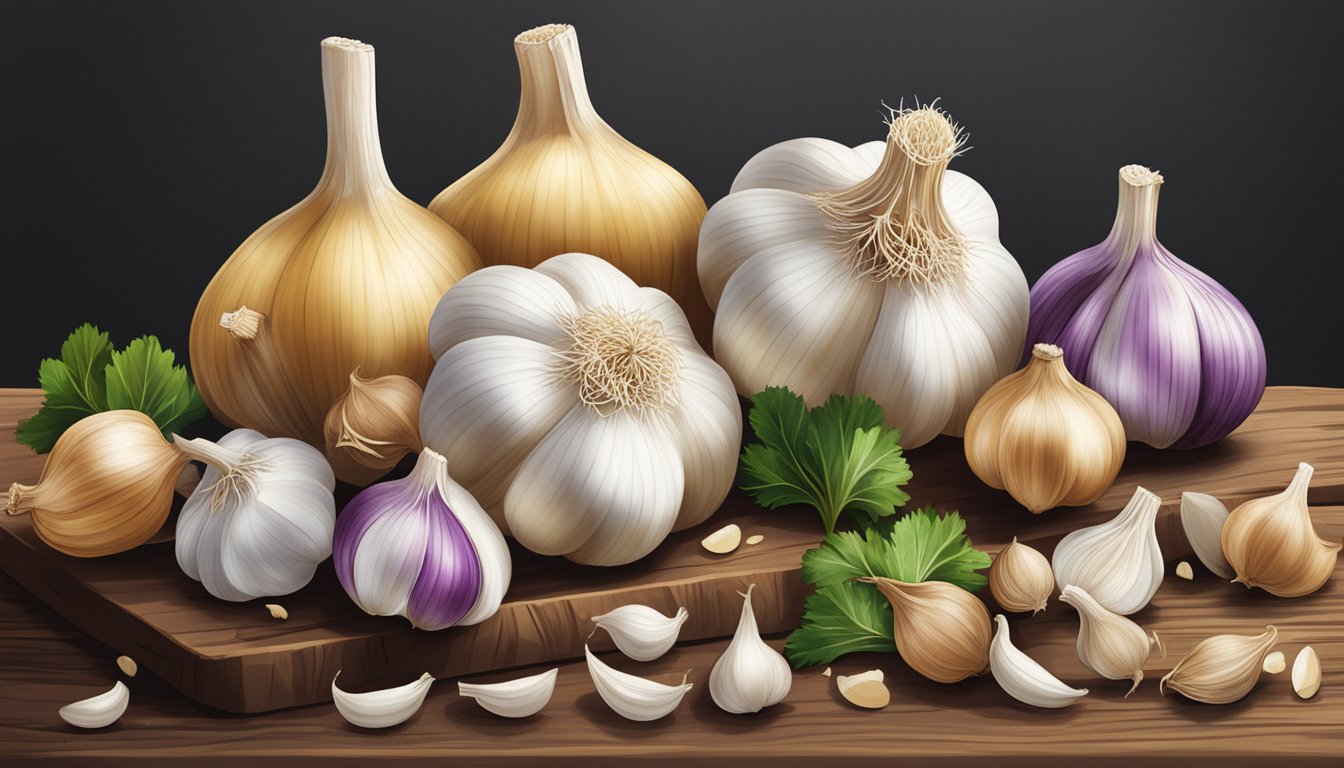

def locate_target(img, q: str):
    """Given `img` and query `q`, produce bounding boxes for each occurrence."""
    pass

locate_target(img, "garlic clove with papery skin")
[1059,584,1162,696]
[1051,486,1164,615]
[458,668,558,718]
[865,576,991,684]
[332,671,434,729]
[709,584,791,714]
[989,538,1054,614]
[590,604,689,662]
[989,615,1088,708]
[323,368,423,486]
[584,645,693,722]
[1160,626,1277,704]
[59,681,129,729]
[1221,463,1340,598]
[1180,492,1234,580]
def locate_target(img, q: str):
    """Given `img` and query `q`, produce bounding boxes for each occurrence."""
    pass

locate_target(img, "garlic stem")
[219,306,264,342]
[511,24,610,140]
[1107,165,1162,251]
[317,37,392,196]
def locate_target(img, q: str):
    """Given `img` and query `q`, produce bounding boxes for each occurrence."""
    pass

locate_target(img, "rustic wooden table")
[1,387,1341,766]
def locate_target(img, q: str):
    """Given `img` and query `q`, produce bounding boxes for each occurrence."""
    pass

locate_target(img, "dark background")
[3,0,1341,386]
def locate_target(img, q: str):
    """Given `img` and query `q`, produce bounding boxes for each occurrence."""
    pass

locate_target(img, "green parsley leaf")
[104,335,207,439]
[15,324,115,452]
[739,387,911,533]
[783,582,896,668]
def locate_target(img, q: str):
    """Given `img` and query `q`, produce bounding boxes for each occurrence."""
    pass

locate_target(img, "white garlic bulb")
[1180,492,1234,579]
[1052,487,1164,615]
[332,671,434,729]
[458,669,558,718]
[584,645,693,721]
[989,615,1088,708]
[709,585,791,714]
[59,681,129,729]
[174,430,336,602]
[590,604,689,662]
[1059,584,1162,696]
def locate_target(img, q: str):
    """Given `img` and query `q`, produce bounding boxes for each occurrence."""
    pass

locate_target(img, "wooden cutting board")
[1,386,1341,714]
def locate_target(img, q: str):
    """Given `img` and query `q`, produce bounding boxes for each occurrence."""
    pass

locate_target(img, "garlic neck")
[1107,165,1163,253]
[173,435,267,512]
[510,24,612,140]
[406,448,449,496]
[315,37,394,198]
[815,107,966,285]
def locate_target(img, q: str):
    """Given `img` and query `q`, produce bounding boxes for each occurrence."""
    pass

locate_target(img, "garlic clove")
[1175,561,1194,581]
[59,681,129,729]
[458,668,558,718]
[1262,651,1286,675]
[332,671,434,729]
[1159,626,1277,704]
[1292,646,1320,699]
[116,655,138,677]
[590,604,689,662]
[584,645,693,721]
[990,615,1088,708]
[1059,584,1158,696]
[866,577,991,684]
[1052,486,1164,615]
[709,584,791,714]
[1179,492,1234,579]
[836,669,890,709]
[322,369,423,486]
[702,523,742,554]
[1221,463,1341,598]
[746,534,764,545]
[265,603,288,620]
[989,537,1054,614]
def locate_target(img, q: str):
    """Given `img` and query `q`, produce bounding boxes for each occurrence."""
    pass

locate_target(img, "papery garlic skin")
[430,24,711,344]
[332,671,434,729]
[698,105,1028,448]
[1160,626,1277,704]
[458,668,558,718]
[989,538,1055,613]
[1180,492,1234,579]
[1025,165,1265,449]
[174,430,336,602]
[1059,584,1161,696]
[192,37,479,447]
[990,615,1088,708]
[7,410,187,557]
[421,253,742,566]
[867,577,991,684]
[709,585,791,714]
[59,681,129,729]
[1052,487,1164,615]
[591,604,689,662]
[585,645,693,722]
[323,369,423,486]
[1221,463,1340,598]
[965,344,1125,512]
[333,449,510,630]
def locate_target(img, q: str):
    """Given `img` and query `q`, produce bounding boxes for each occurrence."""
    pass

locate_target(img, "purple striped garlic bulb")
[1025,165,1265,449]
[333,448,510,630]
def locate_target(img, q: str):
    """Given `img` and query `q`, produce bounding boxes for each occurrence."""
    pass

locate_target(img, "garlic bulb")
[191,37,479,447]
[422,253,742,566]
[430,24,711,344]
[1160,626,1277,704]
[1025,165,1265,449]
[989,615,1088,708]
[585,645,693,722]
[866,577,991,684]
[174,430,336,602]
[458,668,558,718]
[332,671,434,728]
[1180,492,1234,579]
[1052,487,1164,615]
[7,410,187,557]
[989,538,1054,614]
[1059,584,1162,696]
[709,585,791,714]
[590,604,689,662]
[334,449,510,630]
[323,369,423,486]
[59,681,129,729]
[1221,463,1340,598]
[964,344,1126,512]
[698,104,1028,447]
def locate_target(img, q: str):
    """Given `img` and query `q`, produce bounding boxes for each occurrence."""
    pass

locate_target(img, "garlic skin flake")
[1060,584,1161,696]
[1180,492,1234,579]
[709,585,791,714]
[59,681,129,729]
[458,668,558,718]
[1160,626,1277,704]
[1052,486,1163,615]
[699,104,1028,448]
[989,538,1054,614]
[1221,463,1340,598]
[332,671,434,729]
[585,645,692,722]
[990,615,1088,708]
[422,252,742,566]
[174,431,336,602]
[590,604,689,662]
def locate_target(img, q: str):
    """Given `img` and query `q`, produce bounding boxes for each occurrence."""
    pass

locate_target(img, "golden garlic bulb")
[964,343,1126,512]
[323,369,424,485]
[429,24,712,346]
[1221,463,1340,597]
[7,411,186,557]
[191,37,480,447]
[867,577,991,683]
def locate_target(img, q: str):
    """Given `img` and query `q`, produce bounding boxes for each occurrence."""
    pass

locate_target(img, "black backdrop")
[3,0,1341,386]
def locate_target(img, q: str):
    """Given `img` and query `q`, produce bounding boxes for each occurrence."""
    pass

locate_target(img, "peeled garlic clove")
[116,655,138,677]
[746,534,764,545]
[1292,646,1320,699]
[1175,561,1194,581]
[989,615,1088,708]
[1059,584,1158,696]
[1160,626,1277,704]
[265,603,288,620]
[458,668,558,718]
[1179,492,1234,579]
[702,523,742,554]
[584,645,692,721]
[1222,463,1341,598]
[836,669,889,709]
[323,369,423,486]
[590,604,689,662]
[989,537,1053,614]
[59,681,129,729]
[332,671,434,729]
[709,584,791,714]
[1262,651,1286,675]
[866,577,991,684]
[1052,486,1163,615]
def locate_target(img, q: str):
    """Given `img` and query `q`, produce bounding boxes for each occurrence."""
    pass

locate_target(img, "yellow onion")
[191,37,479,446]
